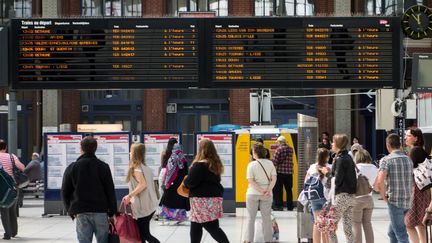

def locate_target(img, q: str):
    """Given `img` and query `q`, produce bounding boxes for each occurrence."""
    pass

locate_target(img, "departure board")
[209,17,401,88]
[11,19,202,89]
[10,17,402,89]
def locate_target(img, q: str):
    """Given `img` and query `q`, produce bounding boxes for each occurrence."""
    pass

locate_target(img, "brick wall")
[228,0,252,125]
[62,0,80,16]
[315,0,334,15]
[61,90,81,132]
[143,90,166,131]
[229,0,253,16]
[144,0,165,17]
[229,90,250,125]
[316,89,334,137]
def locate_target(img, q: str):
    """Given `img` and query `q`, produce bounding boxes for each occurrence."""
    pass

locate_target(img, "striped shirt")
[379,150,413,209]
[0,152,19,177]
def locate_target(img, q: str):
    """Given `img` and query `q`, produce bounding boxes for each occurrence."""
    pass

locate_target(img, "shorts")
[309,198,326,213]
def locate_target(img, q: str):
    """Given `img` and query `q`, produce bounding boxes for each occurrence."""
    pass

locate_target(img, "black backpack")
[0,165,18,208]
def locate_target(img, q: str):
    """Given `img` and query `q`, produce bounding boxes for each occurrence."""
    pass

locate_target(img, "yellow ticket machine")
[235,127,298,205]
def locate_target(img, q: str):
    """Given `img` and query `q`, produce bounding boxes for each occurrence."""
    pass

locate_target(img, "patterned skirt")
[405,182,431,227]
[190,197,223,223]
[159,206,188,222]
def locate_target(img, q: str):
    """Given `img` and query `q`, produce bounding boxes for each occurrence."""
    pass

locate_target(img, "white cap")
[277,136,286,143]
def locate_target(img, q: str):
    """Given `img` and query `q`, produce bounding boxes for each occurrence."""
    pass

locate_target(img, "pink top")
[0,152,24,177]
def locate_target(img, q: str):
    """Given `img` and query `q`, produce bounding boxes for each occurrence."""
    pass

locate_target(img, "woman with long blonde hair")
[123,143,160,243]
[184,139,229,243]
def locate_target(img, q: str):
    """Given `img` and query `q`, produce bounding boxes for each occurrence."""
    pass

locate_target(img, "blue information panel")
[142,132,182,179]
[195,132,236,213]
[43,132,131,215]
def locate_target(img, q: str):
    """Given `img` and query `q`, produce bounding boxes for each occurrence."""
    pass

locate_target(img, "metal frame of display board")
[194,132,236,214]
[92,132,132,201]
[43,132,84,215]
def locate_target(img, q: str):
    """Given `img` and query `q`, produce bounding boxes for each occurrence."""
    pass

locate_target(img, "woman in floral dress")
[184,139,229,243]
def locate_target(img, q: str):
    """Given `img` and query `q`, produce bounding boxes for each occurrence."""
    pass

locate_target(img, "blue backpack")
[304,176,324,200]
[0,165,18,208]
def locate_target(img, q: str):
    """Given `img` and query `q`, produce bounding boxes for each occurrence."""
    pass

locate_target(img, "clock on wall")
[402,5,432,40]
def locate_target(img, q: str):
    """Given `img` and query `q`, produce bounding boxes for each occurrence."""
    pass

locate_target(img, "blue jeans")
[387,203,409,243]
[76,213,109,243]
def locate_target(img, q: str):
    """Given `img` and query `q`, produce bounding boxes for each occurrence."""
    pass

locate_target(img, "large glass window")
[82,0,142,16]
[364,0,422,15]
[1,0,32,22]
[255,0,314,16]
[14,0,31,17]
[82,0,102,16]
[167,0,228,16]
[124,0,142,16]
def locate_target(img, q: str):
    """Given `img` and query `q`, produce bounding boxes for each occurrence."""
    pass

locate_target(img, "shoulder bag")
[256,159,271,183]
[413,156,432,191]
[177,175,189,198]
[355,166,372,196]
[10,154,29,189]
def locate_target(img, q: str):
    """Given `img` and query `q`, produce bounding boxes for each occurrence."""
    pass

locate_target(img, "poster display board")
[45,133,83,190]
[142,133,181,179]
[195,133,234,188]
[93,133,131,188]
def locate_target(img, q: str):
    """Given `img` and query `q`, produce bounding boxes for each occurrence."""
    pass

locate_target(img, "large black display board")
[208,17,401,88]
[11,19,202,89]
[10,17,402,89]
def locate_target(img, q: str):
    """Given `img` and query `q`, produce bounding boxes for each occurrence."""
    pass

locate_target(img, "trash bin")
[296,202,313,243]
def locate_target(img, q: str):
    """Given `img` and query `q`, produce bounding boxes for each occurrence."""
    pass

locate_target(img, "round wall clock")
[402,5,432,40]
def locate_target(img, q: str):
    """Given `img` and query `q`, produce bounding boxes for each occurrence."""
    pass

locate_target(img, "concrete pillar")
[333,0,351,138]
[376,89,395,131]
[334,0,350,16]
[334,89,351,138]
[7,90,17,154]
[42,0,60,130]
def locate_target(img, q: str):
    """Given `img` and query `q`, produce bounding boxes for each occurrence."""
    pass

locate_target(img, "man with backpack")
[0,139,25,240]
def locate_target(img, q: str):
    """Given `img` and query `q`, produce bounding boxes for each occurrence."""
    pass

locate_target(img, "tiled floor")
[2,195,391,242]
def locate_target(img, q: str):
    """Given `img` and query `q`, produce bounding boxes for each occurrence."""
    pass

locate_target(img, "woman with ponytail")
[123,143,160,243]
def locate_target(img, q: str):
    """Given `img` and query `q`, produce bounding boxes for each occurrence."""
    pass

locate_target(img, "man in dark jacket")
[61,136,117,243]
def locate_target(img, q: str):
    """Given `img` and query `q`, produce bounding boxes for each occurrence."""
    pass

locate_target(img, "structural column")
[42,0,61,131]
[333,0,351,138]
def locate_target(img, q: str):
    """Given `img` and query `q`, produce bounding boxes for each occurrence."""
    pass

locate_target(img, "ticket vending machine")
[234,127,298,206]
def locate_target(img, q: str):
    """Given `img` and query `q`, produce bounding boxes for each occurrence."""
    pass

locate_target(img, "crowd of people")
[1,127,431,243]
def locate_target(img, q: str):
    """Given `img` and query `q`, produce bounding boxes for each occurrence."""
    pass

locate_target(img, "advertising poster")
[143,133,181,179]
[46,134,82,189]
[94,134,130,189]
[196,133,234,188]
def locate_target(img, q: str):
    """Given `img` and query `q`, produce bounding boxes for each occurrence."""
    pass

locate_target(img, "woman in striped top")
[0,139,25,240]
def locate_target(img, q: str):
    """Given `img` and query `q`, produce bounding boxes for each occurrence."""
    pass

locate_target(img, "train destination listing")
[210,18,400,88]
[12,19,200,89]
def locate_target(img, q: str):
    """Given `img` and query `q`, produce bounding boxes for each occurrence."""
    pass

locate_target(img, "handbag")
[315,203,337,233]
[115,203,141,243]
[413,156,432,191]
[177,175,189,198]
[108,221,120,243]
[355,166,372,196]
[10,154,29,189]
